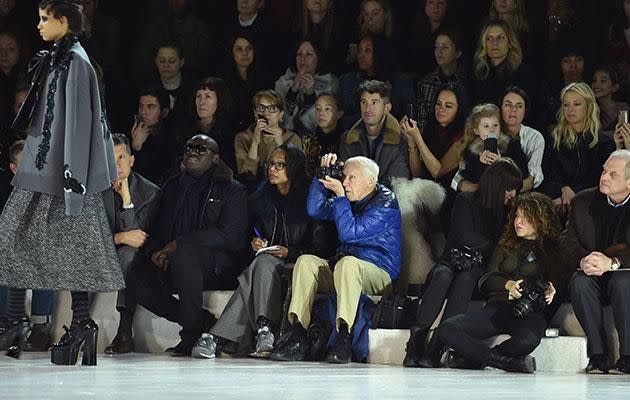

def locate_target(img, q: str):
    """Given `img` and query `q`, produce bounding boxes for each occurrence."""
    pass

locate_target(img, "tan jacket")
[234,126,302,176]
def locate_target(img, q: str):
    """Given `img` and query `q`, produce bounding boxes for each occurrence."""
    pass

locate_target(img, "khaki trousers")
[288,255,392,330]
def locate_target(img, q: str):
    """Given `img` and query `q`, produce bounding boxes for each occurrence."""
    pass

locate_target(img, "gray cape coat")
[12,39,116,216]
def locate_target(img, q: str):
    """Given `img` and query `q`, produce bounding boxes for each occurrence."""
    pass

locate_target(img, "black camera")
[317,161,345,181]
[448,246,483,272]
[512,278,549,319]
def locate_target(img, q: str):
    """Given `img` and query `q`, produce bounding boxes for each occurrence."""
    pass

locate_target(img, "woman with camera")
[436,192,568,373]
[403,158,523,368]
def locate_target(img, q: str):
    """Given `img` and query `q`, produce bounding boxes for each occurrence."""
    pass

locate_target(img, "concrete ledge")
[40,290,615,372]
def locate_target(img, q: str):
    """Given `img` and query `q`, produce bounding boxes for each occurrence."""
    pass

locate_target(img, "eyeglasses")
[264,161,287,171]
[502,103,525,111]
[184,144,212,155]
[255,104,280,114]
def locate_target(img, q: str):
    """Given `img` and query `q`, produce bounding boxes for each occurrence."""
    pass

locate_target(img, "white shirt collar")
[239,13,258,27]
[607,193,630,208]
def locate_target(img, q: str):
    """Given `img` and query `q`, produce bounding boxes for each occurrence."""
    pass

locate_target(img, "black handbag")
[371,294,416,329]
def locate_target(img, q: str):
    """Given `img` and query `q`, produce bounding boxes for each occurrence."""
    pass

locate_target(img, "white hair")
[345,156,380,180]
[607,150,630,180]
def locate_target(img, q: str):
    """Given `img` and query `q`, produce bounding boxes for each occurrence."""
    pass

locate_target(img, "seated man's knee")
[250,253,281,275]
[333,256,361,278]
[569,271,594,296]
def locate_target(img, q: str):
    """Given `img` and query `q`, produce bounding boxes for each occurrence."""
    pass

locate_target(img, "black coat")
[543,132,614,198]
[147,160,248,273]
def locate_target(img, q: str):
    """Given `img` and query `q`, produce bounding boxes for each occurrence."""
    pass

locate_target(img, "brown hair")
[499,192,561,251]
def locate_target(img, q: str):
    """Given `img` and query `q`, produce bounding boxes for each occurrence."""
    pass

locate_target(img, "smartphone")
[484,133,498,153]
[133,114,142,125]
[620,110,629,125]
[407,103,415,121]
[257,114,268,124]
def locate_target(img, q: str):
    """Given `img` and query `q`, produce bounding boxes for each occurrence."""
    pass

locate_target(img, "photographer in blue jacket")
[271,153,401,364]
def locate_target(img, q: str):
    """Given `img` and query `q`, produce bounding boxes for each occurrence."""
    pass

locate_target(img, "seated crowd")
[1,0,630,375]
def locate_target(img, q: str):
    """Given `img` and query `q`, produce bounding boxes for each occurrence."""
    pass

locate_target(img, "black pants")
[127,242,239,343]
[569,270,630,357]
[437,302,547,363]
[414,262,482,330]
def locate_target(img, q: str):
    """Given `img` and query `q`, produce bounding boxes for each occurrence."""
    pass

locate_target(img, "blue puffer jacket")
[307,178,402,280]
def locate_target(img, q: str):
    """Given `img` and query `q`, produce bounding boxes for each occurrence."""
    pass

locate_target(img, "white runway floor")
[1,353,629,400]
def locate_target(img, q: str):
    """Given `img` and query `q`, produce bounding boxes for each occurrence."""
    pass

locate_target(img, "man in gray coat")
[338,80,410,186]
[102,134,161,354]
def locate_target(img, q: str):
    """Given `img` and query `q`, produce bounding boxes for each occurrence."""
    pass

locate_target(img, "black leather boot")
[325,324,352,364]
[1,318,30,359]
[486,348,536,373]
[403,327,428,368]
[417,333,445,368]
[270,322,310,362]
[24,323,52,352]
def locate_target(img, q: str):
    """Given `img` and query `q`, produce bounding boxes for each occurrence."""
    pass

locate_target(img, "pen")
[254,226,263,239]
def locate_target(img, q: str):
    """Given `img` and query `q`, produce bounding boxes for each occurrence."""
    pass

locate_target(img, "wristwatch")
[611,257,621,271]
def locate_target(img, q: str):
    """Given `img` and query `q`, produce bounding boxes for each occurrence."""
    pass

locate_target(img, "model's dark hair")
[193,77,233,120]
[475,157,523,237]
[357,79,392,104]
[39,0,84,34]
[268,143,307,185]
[112,133,131,154]
[9,140,25,165]
[138,86,170,111]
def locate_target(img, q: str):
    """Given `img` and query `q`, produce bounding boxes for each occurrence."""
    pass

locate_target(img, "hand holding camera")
[318,153,345,197]
[510,278,551,319]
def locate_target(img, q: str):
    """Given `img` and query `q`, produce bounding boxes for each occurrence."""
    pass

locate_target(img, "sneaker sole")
[192,350,216,359]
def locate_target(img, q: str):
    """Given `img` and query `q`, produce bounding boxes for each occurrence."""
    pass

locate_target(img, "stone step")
[367,329,588,372]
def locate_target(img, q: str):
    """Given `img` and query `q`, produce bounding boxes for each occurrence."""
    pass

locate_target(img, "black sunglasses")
[184,144,212,155]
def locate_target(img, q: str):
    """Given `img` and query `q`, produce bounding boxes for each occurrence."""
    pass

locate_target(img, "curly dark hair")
[499,192,561,252]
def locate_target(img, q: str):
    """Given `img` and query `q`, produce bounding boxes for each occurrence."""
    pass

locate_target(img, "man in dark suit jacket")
[567,150,630,375]
[103,134,161,354]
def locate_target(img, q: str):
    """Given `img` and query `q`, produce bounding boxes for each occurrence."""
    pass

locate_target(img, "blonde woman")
[471,19,535,108]
[488,0,534,64]
[543,82,614,214]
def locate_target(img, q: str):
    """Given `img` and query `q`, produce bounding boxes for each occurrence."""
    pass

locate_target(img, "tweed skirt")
[0,189,124,291]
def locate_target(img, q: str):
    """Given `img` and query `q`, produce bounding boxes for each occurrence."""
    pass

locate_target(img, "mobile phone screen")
[484,136,498,153]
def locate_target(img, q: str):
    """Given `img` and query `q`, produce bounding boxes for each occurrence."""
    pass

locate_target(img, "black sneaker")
[585,354,609,374]
[609,355,630,375]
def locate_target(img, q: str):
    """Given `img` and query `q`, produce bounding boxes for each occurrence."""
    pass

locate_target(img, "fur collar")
[345,113,402,145]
